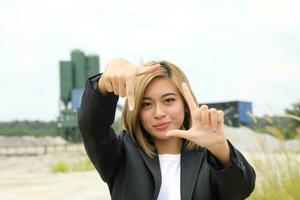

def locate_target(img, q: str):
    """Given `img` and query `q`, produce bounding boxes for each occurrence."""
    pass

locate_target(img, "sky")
[0,0,299,121]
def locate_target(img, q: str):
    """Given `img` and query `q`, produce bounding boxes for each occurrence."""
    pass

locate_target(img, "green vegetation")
[51,160,70,173]
[0,120,58,137]
[249,174,300,199]
[248,148,300,200]
[247,103,300,199]
[249,101,300,139]
[0,119,121,138]
[51,158,95,173]
[73,158,95,171]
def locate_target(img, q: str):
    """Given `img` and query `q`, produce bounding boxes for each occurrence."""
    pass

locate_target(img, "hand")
[98,58,160,111]
[167,82,230,166]
[166,82,226,149]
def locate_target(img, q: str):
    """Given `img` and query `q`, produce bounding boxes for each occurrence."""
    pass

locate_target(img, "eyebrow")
[143,93,176,100]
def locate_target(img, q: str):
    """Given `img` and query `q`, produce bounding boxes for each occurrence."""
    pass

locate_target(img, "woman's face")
[139,77,185,141]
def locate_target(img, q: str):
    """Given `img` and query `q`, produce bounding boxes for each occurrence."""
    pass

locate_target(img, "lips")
[153,122,170,130]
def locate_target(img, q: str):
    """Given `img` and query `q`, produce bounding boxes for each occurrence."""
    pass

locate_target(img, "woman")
[78,58,256,200]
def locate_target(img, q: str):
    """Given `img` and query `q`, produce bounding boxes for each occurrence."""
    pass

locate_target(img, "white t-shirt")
[157,154,181,200]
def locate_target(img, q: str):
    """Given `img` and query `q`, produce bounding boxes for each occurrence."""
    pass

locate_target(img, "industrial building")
[58,50,100,141]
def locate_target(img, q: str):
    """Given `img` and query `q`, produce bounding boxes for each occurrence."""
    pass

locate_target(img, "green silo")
[59,61,73,106]
[86,55,100,79]
[71,50,86,88]
[58,49,101,142]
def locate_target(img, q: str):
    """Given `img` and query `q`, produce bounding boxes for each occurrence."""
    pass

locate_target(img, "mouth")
[153,122,170,130]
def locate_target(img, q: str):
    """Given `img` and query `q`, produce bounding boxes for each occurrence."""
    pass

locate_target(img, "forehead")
[143,77,179,98]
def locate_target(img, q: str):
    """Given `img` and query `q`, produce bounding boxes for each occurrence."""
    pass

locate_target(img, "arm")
[207,140,230,167]
[78,58,160,183]
[207,140,256,200]
[78,74,121,183]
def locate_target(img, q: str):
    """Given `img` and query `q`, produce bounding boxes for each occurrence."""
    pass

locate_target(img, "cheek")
[139,111,150,128]
[178,111,185,125]
[171,105,185,124]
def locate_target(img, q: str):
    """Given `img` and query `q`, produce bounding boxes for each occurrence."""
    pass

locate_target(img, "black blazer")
[78,75,256,200]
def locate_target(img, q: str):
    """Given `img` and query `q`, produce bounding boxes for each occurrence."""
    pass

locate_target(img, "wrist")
[207,140,230,167]
[207,140,228,152]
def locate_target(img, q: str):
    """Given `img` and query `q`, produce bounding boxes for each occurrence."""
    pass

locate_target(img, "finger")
[103,77,113,92]
[136,63,161,76]
[126,78,135,111]
[118,82,126,97]
[112,81,119,96]
[217,110,224,124]
[166,129,188,139]
[209,108,218,128]
[193,109,203,122]
[181,82,198,112]
[200,105,209,124]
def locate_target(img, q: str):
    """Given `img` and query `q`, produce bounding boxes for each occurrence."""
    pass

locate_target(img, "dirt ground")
[0,153,110,200]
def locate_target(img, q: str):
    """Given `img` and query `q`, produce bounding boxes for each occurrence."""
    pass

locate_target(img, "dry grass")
[246,113,300,199]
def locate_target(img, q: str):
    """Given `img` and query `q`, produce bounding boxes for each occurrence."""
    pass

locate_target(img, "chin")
[151,131,172,140]
[148,125,181,140]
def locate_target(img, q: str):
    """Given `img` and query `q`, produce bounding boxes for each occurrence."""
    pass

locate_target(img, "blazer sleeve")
[78,74,122,184]
[207,140,256,200]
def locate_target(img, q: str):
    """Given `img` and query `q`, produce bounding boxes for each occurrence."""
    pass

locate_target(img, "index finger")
[181,82,198,112]
[126,78,135,111]
[136,63,161,76]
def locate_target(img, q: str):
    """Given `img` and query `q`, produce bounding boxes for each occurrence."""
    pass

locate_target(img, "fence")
[0,144,85,156]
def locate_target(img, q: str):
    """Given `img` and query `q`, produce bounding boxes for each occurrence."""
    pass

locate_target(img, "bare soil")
[0,153,110,200]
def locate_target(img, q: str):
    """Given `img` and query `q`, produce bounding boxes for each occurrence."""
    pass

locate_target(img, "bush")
[51,160,70,173]
[73,158,94,171]
[51,158,94,173]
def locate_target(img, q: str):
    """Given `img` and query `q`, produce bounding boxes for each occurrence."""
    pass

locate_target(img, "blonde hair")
[121,60,199,157]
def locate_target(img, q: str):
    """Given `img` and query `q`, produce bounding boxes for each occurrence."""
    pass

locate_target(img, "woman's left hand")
[166,82,228,150]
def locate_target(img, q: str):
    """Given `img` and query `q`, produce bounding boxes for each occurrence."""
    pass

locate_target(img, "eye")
[164,98,175,104]
[141,101,152,108]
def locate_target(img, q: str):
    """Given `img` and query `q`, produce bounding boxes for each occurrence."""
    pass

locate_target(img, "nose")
[153,104,166,119]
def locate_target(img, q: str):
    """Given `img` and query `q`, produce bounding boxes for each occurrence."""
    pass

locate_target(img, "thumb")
[136,63,161,76]
[166,129,188,139]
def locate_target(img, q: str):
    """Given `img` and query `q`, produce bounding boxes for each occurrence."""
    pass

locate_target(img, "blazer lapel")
[181,144,205,200]
[137,148,162,200]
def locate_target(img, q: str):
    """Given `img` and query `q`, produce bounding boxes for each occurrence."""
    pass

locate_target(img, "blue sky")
[0,0,299,121]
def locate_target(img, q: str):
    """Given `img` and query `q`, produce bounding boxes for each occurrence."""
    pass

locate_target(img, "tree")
[249,101,300,139]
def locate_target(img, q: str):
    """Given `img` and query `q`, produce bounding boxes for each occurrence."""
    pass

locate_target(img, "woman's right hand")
[98,58,160,111]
